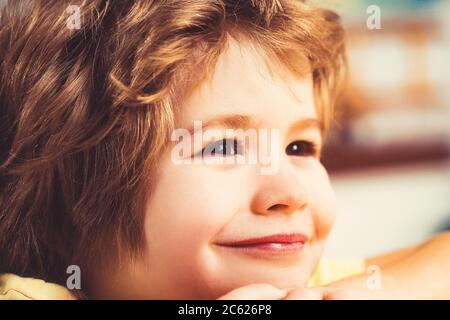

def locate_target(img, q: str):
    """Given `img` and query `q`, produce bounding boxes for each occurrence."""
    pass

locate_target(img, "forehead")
[178,39,318,130]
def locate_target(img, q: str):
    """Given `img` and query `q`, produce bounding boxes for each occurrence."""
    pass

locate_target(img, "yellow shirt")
[0,259,365,299]
[308,258,366,287]
[0,273,76,300]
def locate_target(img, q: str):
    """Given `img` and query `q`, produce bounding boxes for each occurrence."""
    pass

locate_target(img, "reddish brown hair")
[0,0,345,292]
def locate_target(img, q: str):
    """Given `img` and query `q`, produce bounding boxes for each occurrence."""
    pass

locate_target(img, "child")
[0,0,449,300]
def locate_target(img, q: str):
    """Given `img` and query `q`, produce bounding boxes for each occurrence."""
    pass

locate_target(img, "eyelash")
[195,138,244,158]
[194,139,320,158]
[285,140,320,158]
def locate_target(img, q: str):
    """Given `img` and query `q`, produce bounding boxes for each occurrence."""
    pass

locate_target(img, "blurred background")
[312,0,450,259]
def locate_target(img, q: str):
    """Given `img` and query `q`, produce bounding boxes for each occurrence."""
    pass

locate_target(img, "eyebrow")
[186,114,323,135]
[186,114,262,134]
[288,118,324,136]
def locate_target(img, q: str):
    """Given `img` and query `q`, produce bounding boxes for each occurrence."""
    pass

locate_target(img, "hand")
[276,286,377,300]
[285,286,407,299]
[217,283,287,300]
[217,283,404,300]
[217,283,324,300]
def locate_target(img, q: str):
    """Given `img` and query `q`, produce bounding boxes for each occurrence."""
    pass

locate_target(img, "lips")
[218,233,309,247]
[215,233,309,256]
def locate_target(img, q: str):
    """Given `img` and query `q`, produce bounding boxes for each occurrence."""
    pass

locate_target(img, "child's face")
[119,41,336,299]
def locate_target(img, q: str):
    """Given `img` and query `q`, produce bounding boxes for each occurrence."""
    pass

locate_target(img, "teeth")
[269,243,284,248]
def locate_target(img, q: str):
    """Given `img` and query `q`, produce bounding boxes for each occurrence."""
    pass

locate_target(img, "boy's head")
[0,0,345,299]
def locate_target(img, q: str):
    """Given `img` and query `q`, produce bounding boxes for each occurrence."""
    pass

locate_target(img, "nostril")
[268,204,289,212]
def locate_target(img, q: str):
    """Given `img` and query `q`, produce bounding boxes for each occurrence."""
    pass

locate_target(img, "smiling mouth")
[214,233,308,258]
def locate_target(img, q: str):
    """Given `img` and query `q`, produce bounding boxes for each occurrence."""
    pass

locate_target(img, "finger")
[217,283,287,300]
[323,288,393,300]
[283,288,323,300]
[316,286,386,300]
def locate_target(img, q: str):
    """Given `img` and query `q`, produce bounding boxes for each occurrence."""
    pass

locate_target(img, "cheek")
[142,164,244,294]
[307,163,337,240]
[145,165,242,240]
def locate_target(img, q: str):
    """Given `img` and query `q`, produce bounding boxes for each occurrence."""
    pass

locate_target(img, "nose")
[250,169,309,216]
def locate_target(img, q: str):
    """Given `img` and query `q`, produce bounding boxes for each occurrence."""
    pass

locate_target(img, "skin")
[326,231,450,300]
[91,39,336,299]
[219,231,450,300]
[90,39,450,300]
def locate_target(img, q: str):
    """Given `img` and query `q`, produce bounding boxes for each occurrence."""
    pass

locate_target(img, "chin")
[194,268,312,299]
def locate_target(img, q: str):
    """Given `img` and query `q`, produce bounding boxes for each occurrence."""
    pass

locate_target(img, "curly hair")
[0,0,346,293]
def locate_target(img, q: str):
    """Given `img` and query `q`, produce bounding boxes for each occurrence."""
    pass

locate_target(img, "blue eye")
[197,138,243,157]
[286,140,319,157]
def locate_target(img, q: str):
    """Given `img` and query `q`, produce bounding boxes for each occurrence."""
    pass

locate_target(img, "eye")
[197,138,244,157]
[285,140,319,157]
